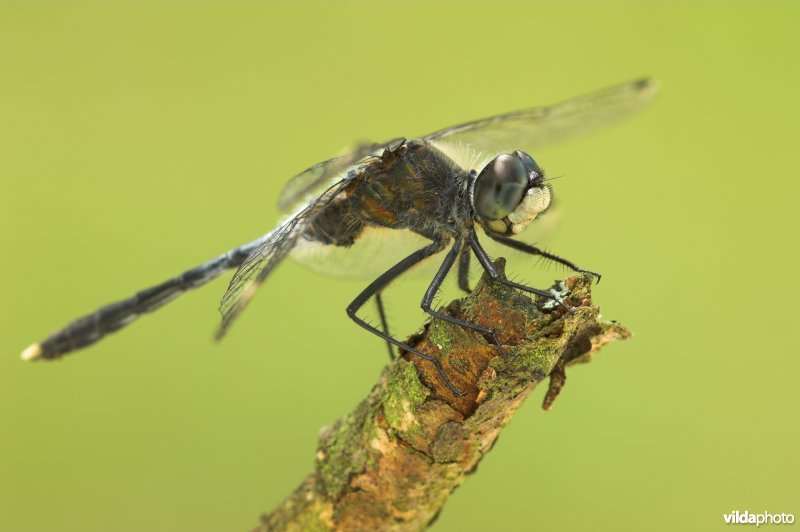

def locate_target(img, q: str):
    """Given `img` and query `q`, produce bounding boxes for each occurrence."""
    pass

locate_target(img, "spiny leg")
[421,236,508,356]
[484,231,601,283]
[457,247,471,294]
[346,240,465,397]
[469,228,569,309]
[374,291,395,360]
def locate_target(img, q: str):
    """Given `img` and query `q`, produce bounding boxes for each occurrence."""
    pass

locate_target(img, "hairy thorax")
[304,141,470,247]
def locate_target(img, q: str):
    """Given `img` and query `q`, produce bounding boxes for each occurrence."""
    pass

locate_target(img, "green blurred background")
[2,1,798,531]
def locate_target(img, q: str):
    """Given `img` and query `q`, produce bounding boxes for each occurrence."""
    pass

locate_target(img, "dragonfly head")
[471,150,551,235]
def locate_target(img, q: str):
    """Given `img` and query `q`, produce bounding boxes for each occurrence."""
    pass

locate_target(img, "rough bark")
[256,259,630,531]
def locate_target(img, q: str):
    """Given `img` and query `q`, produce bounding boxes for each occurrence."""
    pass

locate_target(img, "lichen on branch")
[257,259,630,531]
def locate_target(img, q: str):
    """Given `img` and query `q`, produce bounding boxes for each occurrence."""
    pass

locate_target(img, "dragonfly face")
[471,150,551,236]
[22,79,658,396]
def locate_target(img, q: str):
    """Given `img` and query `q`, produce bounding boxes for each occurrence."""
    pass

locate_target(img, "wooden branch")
[256,259,630,531]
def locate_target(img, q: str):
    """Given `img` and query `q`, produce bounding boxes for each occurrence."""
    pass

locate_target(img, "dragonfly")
[21,78,658,396]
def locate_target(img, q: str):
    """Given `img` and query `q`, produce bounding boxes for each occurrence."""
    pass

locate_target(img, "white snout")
[507,186,551,234]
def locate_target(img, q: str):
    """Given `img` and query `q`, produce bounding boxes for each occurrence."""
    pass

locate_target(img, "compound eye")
[514,150,542,178]
[474,154,528,220]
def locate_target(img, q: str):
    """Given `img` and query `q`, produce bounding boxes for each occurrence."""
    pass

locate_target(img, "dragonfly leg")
[457,247,471,293]
[374,291,395,360]
[346,240,466,397]
[421,237,508,357]
[484,231,601,283]
[469,228,570,311]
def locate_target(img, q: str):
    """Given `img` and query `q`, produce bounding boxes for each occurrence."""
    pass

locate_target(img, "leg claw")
[578,269,602,284]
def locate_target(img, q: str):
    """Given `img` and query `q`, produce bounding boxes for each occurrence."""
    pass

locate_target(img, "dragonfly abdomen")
[21,241,262,361]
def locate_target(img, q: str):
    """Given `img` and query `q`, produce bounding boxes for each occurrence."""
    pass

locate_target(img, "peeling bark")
[256,259,631,531]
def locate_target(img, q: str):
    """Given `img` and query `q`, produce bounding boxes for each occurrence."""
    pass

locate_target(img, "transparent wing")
[271,79,655,288]
[216,178,353,338]
[290,226,434,278]
[277,138,404,213]
[425,78,659,167]
[289,204,561,281]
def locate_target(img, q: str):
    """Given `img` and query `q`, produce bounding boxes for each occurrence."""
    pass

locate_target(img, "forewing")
[277,138,404,213]
[426,78,659,166]
[216,178,351,339]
